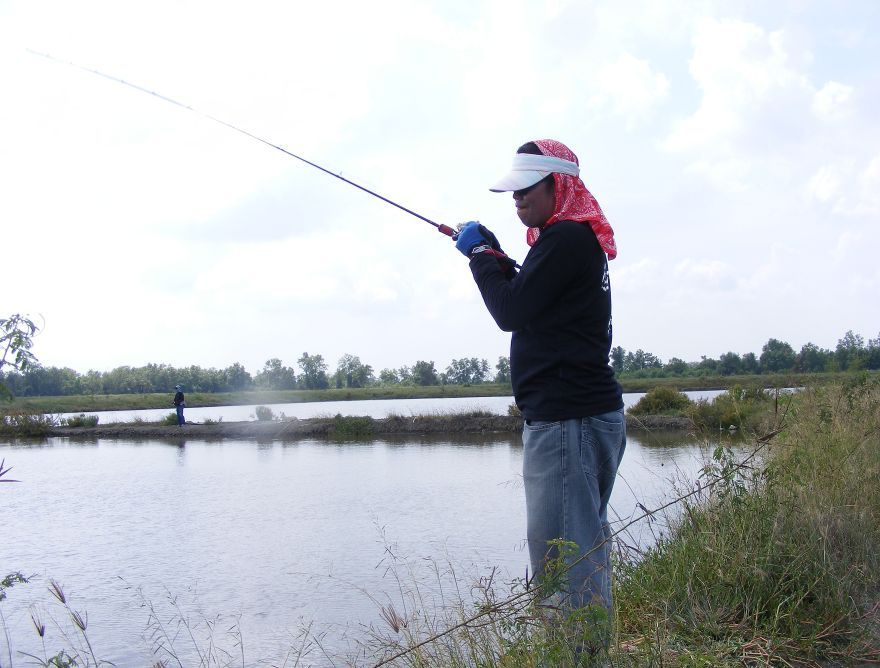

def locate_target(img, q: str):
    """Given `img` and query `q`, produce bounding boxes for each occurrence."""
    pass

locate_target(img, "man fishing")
[454,139,626,620]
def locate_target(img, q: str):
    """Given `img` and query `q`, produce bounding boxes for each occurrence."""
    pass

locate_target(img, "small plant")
[62,413,99,427]
[507,402,522,417]
[254,405,276,421]
[1,458,20,483]
[162,412,178,426]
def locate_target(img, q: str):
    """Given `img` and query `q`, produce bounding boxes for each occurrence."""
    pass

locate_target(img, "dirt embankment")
[47,413,693,440]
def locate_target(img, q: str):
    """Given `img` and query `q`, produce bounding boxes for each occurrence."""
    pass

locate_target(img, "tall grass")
[614,375,880,665]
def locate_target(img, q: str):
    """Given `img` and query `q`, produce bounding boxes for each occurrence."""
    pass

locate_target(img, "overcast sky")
[1,0,877,377]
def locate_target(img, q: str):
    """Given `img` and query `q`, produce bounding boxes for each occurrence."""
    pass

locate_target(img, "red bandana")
[525,139,617,260]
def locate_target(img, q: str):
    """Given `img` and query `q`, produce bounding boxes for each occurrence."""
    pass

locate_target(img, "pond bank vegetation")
[2,377,877,665]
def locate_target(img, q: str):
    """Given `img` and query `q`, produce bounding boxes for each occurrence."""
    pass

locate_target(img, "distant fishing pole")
[27,49,520,268]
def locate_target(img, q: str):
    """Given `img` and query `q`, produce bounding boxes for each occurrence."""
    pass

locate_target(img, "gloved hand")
[455,221,517,271]
[454,221,488,257]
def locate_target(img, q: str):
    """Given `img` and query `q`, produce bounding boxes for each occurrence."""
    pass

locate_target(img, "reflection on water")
[1,420,742,665]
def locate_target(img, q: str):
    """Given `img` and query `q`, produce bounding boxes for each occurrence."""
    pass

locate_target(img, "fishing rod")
[27,49,520,269]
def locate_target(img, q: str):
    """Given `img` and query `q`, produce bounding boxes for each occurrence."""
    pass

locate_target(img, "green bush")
[162,412,179,426]
[628,386,692,415]
[330,414,374,438]
[254,405,276,421]
[687,384,772,431]
[62,413,99,427]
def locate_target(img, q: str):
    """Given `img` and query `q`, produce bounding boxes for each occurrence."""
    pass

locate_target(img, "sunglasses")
[513,175,552,197]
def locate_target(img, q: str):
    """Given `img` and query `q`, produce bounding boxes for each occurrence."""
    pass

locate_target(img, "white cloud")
[588,53,669,128]
[664,17,812,154]
[812,81,854,120]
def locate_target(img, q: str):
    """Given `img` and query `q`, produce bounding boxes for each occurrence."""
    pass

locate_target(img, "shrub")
[628,386,692,415]
[330,414,373,438]
[62,413,99,427]
[254,405,276,421]
[687,384,772,431]
[162,412,179,426]
[0,411,56,436]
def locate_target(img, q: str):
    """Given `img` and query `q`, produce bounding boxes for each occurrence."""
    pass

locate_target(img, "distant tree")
[741,352,760,374]
[297,352,329,389]
[411,360,439,386]
[494,356,511,384]
[446,358,490,385]
[696,356,720,375]
[224,363,253,391]
[794,343,830,373]
[717,352,743,376]
[623,349,662,373]
[255,358,297,390]
[334,354,374,388]
[836,330,866,371]
[663,357,688,375]
[378,368,401,385]
[868,332,880,370]
[759,338,796,373]
[610,346,626,374]
[396,365,413,385]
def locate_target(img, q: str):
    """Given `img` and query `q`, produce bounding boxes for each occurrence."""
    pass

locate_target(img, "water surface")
[3,397,727,665]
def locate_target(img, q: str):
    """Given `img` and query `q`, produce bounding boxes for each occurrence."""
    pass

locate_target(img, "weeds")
[0,411,56,436]
[687,383,775,432]
[61,414,99,428]
[331,413,374,438]
[615,378,880,666]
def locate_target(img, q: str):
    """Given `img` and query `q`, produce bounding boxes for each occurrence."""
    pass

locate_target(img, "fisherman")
[172,384,186,426]
[455,140,625,621]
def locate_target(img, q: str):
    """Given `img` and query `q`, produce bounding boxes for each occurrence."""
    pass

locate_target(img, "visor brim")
[488,169,550,193]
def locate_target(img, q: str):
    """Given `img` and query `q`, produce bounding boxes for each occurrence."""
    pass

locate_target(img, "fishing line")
[27,49,520,268]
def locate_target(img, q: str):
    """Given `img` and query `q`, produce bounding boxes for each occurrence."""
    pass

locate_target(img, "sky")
[1,0,878,378]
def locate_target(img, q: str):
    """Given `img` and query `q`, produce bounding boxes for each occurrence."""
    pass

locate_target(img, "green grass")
[613,374,880,665]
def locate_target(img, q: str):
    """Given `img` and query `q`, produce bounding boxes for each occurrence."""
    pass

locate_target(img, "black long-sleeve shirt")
[469,220,622,421]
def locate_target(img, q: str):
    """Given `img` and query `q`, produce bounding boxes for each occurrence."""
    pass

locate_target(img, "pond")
[2,395,733,666]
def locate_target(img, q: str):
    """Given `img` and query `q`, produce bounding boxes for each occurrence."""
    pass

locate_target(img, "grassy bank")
[5,371,870,414]
[3,383,516,414]
[612,375,880,665]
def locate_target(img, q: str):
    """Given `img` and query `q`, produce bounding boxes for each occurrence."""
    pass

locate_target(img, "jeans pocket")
[524,419,562,431]
[580,410,625,478]
[585,410,624,433]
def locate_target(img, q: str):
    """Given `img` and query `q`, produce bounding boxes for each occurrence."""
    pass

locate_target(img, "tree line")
[612,330,880,377]
[1,329,877,398]
[0,352,510,397]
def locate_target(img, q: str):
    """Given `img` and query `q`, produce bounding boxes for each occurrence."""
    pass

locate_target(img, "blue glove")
[454,221,488,257]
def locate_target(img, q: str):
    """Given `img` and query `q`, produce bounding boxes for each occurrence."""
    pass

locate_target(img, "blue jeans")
[176,404,185,426]
[522,409,626,612]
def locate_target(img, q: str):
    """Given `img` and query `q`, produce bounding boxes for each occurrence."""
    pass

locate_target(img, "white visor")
[489,153,580,192]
